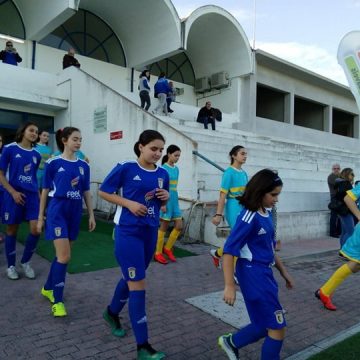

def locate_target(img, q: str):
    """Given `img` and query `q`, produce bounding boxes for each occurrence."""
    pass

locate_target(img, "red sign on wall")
[110,131,123,140]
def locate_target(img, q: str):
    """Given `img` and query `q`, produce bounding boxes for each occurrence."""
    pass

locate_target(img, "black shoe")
[103,307,126,337]
[168,109,174,113]
[137,342,165,359]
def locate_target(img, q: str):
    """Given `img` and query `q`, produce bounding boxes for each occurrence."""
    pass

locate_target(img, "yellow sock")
[321,263,353,296]
[217,247,224,257]
[164,228,181,250]
[156,230,166,255]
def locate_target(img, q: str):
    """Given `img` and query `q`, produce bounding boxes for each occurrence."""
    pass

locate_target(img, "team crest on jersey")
[71,176,79,188]
[79,166,84,176]
[128,267,136,279]
[274,310,284,324]
[55,227,62,237]
[157,178,164,189]
[24,163,31,173]
[33,156,37,164]
[4,212,9,221]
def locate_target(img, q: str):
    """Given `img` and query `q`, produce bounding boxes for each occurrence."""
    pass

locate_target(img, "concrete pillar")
[284,92,294,124]
[324,105,332,133]
[354,115,360,139]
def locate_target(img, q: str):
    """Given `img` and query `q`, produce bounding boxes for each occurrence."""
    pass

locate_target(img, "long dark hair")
[15,122,38,147]
[56,127,80,152]
[133,130,165,157]
[0,132,3,153]
[139,69,150,80]
[229,145,244,165]
[238,169,283,211]
[162,144,181,165]
[37,129,49,145]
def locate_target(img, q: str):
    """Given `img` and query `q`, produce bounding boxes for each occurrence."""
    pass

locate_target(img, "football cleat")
[315,289,337,311]
[163,248,176,262]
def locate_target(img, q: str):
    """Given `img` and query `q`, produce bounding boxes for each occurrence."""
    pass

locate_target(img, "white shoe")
[6,265,19,280]
[21,262,35,279]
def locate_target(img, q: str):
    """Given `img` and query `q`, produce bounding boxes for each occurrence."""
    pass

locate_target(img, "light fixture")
[0,34,24,44]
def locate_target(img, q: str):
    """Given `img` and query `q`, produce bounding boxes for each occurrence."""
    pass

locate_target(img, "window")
[0,0,25,39]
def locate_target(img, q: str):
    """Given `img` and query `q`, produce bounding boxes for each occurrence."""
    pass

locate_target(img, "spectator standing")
[197,101,221,131]
[138,70,151,111]
[328,163,341,237]
[0,41,22,66]
[166,81,176,113]
[153,72,170,116]
[63,48,81,69]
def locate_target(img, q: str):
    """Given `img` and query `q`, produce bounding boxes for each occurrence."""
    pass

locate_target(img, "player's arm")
[222,253,236,306]
[37,188,49,233]
[274,254,294,289]
[344,194,360,222]
[212,191,226,225]
[99,190,147,217]
[0,170,25,205]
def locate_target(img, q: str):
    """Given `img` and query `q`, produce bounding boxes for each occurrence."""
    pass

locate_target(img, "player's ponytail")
[133,130,165,158]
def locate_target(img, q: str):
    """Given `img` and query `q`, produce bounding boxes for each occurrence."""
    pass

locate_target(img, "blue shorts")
[160,192,182,221]
[114,225,157,281]
[2,190,39,224]
[225,199,242,228]
[236,259,286,330]
[45,198,82,241]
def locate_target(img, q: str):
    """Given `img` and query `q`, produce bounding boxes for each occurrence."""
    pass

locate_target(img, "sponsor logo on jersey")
[144,189,156,202]
[133,175,142,181]
[32,156,37,164]
[4,212,9,221]
[71,176,79,188]
[274,310,284,324]
[24,163,31,173]
[137,316,147,324]
[66,190,81,199]
[55,227,62,237]
[58,167,65,172]
[258,227,267,235]
[15,154,21,158]
[79,166,84,175]
[128,267,136,279]
[18,175,32,183]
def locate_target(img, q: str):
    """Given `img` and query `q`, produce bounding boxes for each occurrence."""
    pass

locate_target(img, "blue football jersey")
[224,208,276,266]
[43,156,90,200]
[0,142,41,192]
[100,160,170,227]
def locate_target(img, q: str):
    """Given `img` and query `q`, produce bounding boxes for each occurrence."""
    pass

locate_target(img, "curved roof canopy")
[183,6,252,78]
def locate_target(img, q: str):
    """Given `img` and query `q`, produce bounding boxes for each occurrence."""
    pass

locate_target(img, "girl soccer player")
[316,182,360,311]
[37,127,95,317]
[99,130,169,360]
[0,122,41,280]
[210,145,248,268]
[0,133,5,244]
[218,169,294,360]
[154,144,182,264]
[35,130,52,191]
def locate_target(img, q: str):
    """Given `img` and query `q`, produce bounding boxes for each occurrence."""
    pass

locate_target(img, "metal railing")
[192,150,225,172]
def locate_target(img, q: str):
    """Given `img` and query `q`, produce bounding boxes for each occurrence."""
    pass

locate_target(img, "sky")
[171,0,360,85]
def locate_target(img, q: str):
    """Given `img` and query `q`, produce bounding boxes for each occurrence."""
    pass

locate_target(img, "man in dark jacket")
[0,41,22,66]
[197,101,221,130]
[328,163,341,237]
[63,48,81,69]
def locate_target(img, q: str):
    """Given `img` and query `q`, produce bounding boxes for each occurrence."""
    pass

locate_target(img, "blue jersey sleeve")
[223,210,255,256]
[0,146,10,172]
[43,161,53,189]
[220,168,232,194]
[100,163,124,194]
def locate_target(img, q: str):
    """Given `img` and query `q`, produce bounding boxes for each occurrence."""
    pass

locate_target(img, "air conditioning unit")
[194,77,210,93]
[211,71,229,89]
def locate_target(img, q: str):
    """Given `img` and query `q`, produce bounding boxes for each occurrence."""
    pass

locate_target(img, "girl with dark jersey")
[219,169,294,360]
[37,127,95,317]
[0,122,41,280]
[99,130,169,360]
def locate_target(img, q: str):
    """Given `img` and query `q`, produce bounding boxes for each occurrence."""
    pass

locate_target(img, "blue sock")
[5,235,16,267]
[44,257,57,290]
[52,261,67,303]
[21,233,40,263]
[261,336,283,360]
[128,290,148,345]
[109,278,129,314]
[232,323,267,349]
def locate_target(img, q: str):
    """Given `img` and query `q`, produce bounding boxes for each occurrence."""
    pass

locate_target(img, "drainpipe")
[31,41,36,69]
[130,67,134,92]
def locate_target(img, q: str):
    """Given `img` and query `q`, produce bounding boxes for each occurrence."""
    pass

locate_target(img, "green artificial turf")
[16,217,196,274]
[308,332,360,360]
